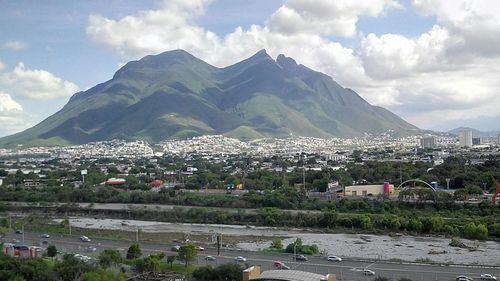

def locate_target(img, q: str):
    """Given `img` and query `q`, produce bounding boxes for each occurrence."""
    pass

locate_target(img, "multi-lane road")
[3,231,500,281]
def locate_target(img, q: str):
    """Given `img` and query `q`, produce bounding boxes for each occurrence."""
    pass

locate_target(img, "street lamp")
[293,240,297,262]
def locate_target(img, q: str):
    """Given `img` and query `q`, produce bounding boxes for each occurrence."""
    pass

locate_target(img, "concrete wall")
[243,266,261,281]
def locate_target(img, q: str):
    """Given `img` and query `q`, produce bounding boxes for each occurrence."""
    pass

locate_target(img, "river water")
[60,217,500,266]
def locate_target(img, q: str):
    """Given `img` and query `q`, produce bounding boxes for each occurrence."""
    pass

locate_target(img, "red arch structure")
[492,176,500,205]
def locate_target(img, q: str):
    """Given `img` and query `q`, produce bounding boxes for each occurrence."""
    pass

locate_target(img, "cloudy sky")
[1,0,500,137]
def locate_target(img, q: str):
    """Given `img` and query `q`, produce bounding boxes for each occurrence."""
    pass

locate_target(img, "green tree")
[312,179,328,192]
[192,266,215,281]
[270,238,283,250]
[82,269,126,281]
[178,244,197,267]
[59,218,70,228]
[453,189,468,201]
[319,210,338,228]
[166,255,176,268]
[135,253,165,272]
[476,224,488,240]
[98,249,122,268]
[47,245,57,259]
[54,254,93,281]
[490,223,500,238]
[213,263,243,281]
[463,223,488,239]
[360,215,373,230]
[126,243,142,260]
[285,238,303,254]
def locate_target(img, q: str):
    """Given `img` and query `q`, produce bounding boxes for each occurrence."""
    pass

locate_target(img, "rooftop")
[253,270,327,281]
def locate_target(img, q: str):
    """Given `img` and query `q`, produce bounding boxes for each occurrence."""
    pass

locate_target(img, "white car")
[74,254,92,262]
[481,274,497,280]
[327,255,342,262]
[86,246,97,252]
[195,246,205,251]
[80,236,91,242]
[363,269,375,276]
[41,234,50,238]
[234,256,247,262]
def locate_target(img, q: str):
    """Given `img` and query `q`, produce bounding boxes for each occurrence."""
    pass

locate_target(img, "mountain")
[0,49,419,147]
[448,127,500,137]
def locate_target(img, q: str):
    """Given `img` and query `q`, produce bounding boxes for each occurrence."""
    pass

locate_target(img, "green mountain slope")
[0,49,419,147]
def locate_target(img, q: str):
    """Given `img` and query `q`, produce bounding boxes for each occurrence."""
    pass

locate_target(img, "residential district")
[1,130,500,281]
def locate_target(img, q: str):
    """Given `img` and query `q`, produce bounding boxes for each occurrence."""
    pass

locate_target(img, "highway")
[3,231,500,281]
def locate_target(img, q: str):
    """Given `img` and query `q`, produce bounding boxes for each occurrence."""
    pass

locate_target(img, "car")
[11,239,20,244]
[234,256,247,262]
[195,246,205,251]
[481,274,497,280]
[456,275,473,281]
[15,229,23,234]
[204,255,216,261]
[80,236,91,242]
[327,255,342,262]
[74,254,92,262]
[86,246,97,252]
[273,261,290,270]
[171,245,181,252]
[41,234,50,238]
[363,269,375,276]
[42,240,49,244]
[294,254,308,261]
[276,264,290,270]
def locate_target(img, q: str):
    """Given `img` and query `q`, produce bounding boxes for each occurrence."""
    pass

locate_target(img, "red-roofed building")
[149,179,163,187]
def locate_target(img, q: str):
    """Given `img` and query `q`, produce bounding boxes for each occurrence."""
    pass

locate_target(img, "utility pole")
[22,225,25,245]
[293,241,297,263]
[136,227,139,242]
[216,233,222,256]
[399,165,402,185]
[446,178,450,190]
[303,168,306,189]
[69,221,72,236]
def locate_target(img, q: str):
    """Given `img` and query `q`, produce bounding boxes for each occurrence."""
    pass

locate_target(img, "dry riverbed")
[58,217,500,266]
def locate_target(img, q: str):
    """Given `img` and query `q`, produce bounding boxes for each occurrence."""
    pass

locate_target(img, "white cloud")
[413,0,500,57]
[359,25,451,79]
[0,92,27,136]
[0,92,23,113]
[2,40,29,51]
[0,62,79,100]
[267,0,400,37]
[86,0,219,59]
[85,0,500,130]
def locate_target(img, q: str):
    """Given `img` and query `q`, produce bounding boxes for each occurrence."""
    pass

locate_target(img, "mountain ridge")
[447,127,500,137]
[0,49,420,147]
